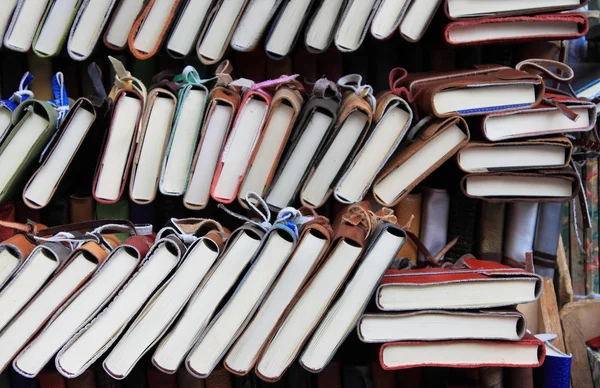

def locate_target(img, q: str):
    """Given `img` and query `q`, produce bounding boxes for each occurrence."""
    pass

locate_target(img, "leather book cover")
[342,365,371,388]
[502,202,538,269]
[534,203,562,279]
[41,198,71,227]
[418,188,450,264]
[476,202,505,263]
[446,191,477,262]
[394,192,421,263]
[128,0,182,60]
[147,367,176,388]
[371,360,396,388]
[0,202,15,242]
[534,340,571,388]
[444,13,588,46]
[205,367,232,388]
[177,367,205,388]
[38,370,66,388]
[65,368,96,388]
[70,196,95,224]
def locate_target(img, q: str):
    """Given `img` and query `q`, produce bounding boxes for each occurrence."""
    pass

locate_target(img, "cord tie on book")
[312,78,342,100]
[218,192,272,232]
[338,74,376,111]
[275,207,313,237]
[108,56,147,101]
[49,72,70,125]
[543,94,580,122]
[370,208,397,226]
[0,220,38,235]
[34,232,94,251]
[389,67,422,117]
[215,60,234,87]
[0,72,33,111]
[229,74,301,95]
[342,204,374,239]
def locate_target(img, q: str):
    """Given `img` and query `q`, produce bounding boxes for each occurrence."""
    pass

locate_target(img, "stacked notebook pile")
[0,0,590,62]
[362,257,548,370]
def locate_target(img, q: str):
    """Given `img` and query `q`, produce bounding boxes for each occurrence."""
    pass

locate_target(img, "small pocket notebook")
[238,85,305,207]
[372,116,470,207]
[445,0,588,19]
[4,0,51,52]
[231,0,284,52]
[13,233,153,378]
[130,88,177,204]
[375,257,543,311]
[481,93,597,141]
[265,0,315,59]
[255,202,372,382]
[334,0,381,52]
[304,0,346,53]
[358,309,527,343]
[457,137,573,173]
[68,0,118,61]
[0,229,122,374]
[32,0,82,57]
[444,13,589,46]
[379,333,546,370]
[104,0,146,51]
[196,0,250,65]
[166,0,213,58]
[159,67,211,197]
[370,0,411,40]
[0,224,45,289]
[0,99,58,204]
[461,168,579,202]
[128,0,182,60]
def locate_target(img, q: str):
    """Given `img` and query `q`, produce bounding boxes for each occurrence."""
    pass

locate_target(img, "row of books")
[0,0,590,62]
[0,58,596,215]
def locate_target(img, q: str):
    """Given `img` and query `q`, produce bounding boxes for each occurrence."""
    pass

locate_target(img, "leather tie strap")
[87,63,108,107]
[406,230,459,268]
[215,60,234,87]
[388,67,422,118]
[108,56,147,101]
[0,220,37,235]
[0,72,33,111]
[312,78,342,101]
[338,74,376,111]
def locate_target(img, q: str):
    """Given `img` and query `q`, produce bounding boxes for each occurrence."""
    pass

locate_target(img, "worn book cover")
[586,159,599,294]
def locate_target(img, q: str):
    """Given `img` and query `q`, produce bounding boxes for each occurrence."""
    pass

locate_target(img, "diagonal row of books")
[0,200,408,381]
[0,0,588,62]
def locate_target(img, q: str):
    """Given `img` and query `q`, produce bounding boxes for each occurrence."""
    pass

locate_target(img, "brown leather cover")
[69,195,95,223]
[128,0,182,59]
[184,86,241,210]
[373,116,470,207]
[103,0,146,50]
[122,234,155,258]
[461,168,580,203]
[477,202,505,263]
[93,89,144,204]
[129,87,177,204]
[205,367,232,388]
[394,192,422,263]
[561,299,600,388]
[444,0,589,19]
[458,137,573,173]
[178,367,205,388]
[414,68,545,117]
[238,86,305,207]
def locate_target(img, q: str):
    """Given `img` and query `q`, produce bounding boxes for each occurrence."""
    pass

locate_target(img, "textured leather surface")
[70,196,95,224]
[371,360,396,388]
[477,202,505,263]
[394,192,422,263]
[0,201,15,242]
[503,202,538,268]
[342,365,370,388]
[418,188,450,264]
[533,202,562,278]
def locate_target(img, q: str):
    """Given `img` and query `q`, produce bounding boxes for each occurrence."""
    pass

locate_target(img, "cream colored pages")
[335,107,410,203]
[400,0,441,41]
[305,0,344,51]
[95,96,141,201]
[69,0,113,58]
[25,107,95,207]
[448,0,580,18]
[231,0,279,50]
[34,0,80,55]
[266,0,312,56]
[335,0,376,50]
[448,21,579,44]
[131,97,175,201]
[458,145,566,171]
[0,250,19,288]
[105,0,145,48]
[433,84,535,114]
[0,112,49,195]
[0,0,18,42]
[4,0,50,51]
[133,0,177,54]
[166,0,213,56]
[198,0,246,61]
[0,107,11,140]
[466,175,573,197]
[373,125,467,204]
[161,90,207,195]
[371,0,409,39]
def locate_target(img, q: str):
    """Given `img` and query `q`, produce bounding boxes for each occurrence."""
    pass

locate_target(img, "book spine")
[585,159,599,294]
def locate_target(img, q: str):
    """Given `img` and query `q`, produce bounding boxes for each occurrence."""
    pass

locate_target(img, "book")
[196,0,249,64]
[166,0,213,57]
[67,0,117,60]
[185,223,298,378]
[534,203,563,279]
[152,225,265,374]
[376,258,542,311]
[444,14,588,46]
[211,91,270,203]
[184,86,240,210]
[379,333,545,370]
[104,0,145,50]
[93,92,143,203]
[4,0,51,52]
[400,0,442,42]
[129,0,181,59]
[266,0,314,58]
[23,99,97,209]
[535,339,571,388]
[32,0,81,57]
[334,94,412,204]
[372,117,469,207]
[300,222,405,373]
[130,89,177,204]
[370,0,411,40]
[231,0,283,52]
[238,87,304,204]
[55,236,185,378]
[224,216,333,375]
[457,138,572,173]
[104,226,229,379]
[418,188,449,263]
[0,0,17,43]
[12,235,154,378]
[0,239,118,374]
[304,0,345,53]
[255,202,372,382]
[334,0,381,52]
[445,0,586,19]
[358,309,526,343]
[0,231,41,290]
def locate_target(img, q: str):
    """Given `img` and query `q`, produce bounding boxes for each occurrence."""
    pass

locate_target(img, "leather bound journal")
[128,0,182,60]
[67,0,118,61]
[445,0,589,19]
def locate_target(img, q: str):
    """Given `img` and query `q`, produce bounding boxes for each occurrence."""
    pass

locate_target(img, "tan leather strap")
[406,231,459,268]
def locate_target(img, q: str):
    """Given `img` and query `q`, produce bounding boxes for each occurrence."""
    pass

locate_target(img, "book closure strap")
[39,72,71,162]
[0,72,33,111]
[337,74,376,111]
[107,56,147,102]
[389,67,422,118]
[312,78,342,101]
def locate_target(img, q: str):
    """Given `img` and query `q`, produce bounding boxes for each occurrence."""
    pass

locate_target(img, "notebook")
[0,231,42,290]
[266,0,314,58]
[231,0,283,52]
[68,0,117,60]
[445,0,586,19]
[334,0,381,52]
[400,0,442,42]
[304,0,345,53]
[104,0,145,50]
[370,0,411,40]
[32,0,82,57]
[166,0,213,57]
[129,0,181,59]
[4,0,51,52]
[0,0,17,43]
